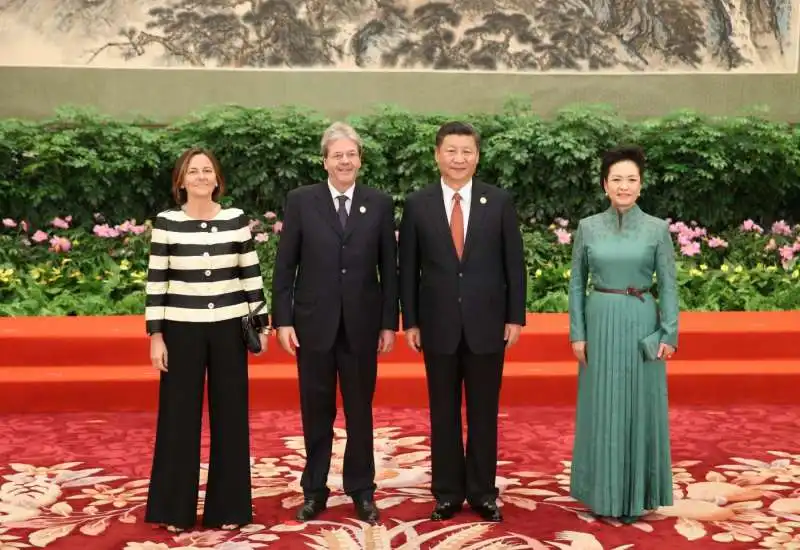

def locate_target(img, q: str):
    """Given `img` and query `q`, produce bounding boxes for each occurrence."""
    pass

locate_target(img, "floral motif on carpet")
[1,422,799,549]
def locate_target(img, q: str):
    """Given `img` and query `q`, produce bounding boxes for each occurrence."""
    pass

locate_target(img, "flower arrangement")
[1,213,798,316]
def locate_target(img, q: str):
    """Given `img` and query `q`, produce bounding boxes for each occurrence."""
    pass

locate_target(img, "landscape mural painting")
[0,0,797,72]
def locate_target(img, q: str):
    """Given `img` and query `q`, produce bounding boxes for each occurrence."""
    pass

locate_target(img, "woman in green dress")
[567,145,679,524]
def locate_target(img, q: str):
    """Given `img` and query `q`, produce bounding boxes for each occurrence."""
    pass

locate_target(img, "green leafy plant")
[2,103,800,231]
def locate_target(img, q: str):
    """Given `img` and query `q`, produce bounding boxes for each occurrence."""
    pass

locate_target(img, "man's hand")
[504,323,522,348]
[277,326,300,356]
[378,330,395,353]
[405,328,422,352]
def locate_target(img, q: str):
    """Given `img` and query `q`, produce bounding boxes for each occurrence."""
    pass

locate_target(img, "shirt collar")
[441,178,472,202]
[328,180,355,201]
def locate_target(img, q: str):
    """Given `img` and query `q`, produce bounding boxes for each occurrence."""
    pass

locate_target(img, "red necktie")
[451,193,464,259]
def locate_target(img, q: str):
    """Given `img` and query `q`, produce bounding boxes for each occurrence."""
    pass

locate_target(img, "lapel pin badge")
[359,206,366,213]
[480,196,487,204]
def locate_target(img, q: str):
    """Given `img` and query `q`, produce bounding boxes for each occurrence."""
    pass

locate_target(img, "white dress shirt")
[441,178,471,240]
[329,180,355,215]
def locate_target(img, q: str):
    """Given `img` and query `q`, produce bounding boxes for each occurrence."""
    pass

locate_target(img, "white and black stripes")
[145,207,269,335]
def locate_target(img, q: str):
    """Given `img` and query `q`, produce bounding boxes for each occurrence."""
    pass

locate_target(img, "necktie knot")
[453,193,461,203]
[337,195,348,205]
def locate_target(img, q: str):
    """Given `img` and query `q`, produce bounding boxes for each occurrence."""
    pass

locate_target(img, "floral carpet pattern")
[0,406,799,549]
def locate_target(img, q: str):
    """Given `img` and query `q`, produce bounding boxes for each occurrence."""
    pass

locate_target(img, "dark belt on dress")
[593,287,650,302]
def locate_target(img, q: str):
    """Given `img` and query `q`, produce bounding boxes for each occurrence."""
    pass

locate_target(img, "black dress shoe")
[296,498,326,521]
[431,501,462,521]
[471,500,502,522]
[354,498,380,524]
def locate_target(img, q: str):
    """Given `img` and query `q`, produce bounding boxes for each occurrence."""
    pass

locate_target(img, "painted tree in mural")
[377,0,703,70]
[87,0,357,66]
[72,0,796,70]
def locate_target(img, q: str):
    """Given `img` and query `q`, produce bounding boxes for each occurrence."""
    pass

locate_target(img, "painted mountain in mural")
[0,0,796,72]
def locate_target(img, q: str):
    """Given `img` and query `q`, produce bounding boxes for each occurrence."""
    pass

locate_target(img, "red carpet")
[0,312,799,412]
[1,405,799,549]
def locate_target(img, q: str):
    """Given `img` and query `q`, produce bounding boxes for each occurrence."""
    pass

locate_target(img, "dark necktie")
[336,195,348,228]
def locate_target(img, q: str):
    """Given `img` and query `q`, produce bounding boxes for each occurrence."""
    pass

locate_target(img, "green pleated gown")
[567,205,678,519]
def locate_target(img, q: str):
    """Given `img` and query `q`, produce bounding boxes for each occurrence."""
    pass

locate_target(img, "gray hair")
[321,122,362,157]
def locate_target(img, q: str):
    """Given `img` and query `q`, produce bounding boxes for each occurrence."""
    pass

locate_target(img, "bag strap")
[250,301,266,316]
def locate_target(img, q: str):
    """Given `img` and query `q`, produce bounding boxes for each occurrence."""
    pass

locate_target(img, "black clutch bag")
[242,302,267,353]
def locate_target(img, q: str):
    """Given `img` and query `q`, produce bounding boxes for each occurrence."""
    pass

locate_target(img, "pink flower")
[554,217,569,228]
[51,217,70,229]
[248,219,260,230]
[678,234,693,246]
[264,211,277,220]
[49,236,71,252]
[254,233,269,243]
[272,221,283,234]
[20,221,28,232]
[93,224,120,238]
[779,246,795,262]
[765,238,777,251]
[707,237,728,248]
[741,219,763,233]
[680,241,701,256]
[554,228,571,245]
[31,230,48,243]
[669,221,688,234]
[670,221,706,241]
[117,220,147,235]
[2,218,16,228]
[771,220,793,237]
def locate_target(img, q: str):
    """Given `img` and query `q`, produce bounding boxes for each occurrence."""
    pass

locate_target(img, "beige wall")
[1,0,798,121]
[2,67,800,122]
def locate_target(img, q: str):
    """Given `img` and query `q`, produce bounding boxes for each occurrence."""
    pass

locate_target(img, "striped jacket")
[145,207,269,335]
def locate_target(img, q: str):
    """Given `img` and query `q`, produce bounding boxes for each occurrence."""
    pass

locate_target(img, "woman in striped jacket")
[143,147,270,533]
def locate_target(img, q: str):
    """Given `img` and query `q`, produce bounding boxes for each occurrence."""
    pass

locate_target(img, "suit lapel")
[343,184,368,242]
[424,181,488,264]
[461,181,488,263]
[423,184,459,262]
[313,182,343,236]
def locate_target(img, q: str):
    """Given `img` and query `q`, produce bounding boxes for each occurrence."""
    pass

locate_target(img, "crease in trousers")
[296,313,378,502]
[424,331,505,506]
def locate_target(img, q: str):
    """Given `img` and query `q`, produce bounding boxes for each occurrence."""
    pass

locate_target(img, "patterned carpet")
[1,406,799,549]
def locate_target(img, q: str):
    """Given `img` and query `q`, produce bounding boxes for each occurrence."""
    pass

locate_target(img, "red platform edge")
[0,312,798,412]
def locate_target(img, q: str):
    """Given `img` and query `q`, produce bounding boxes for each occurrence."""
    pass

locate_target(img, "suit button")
[205,270,211,277]
[458,272,463,277]
[200,222,207,229]
[458,297,462,303]
[341,268,347,274]
[211,226,218,233]
[208,303,215,309]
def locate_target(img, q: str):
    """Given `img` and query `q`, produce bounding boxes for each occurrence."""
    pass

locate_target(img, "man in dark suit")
[398,121,526,522]
[271,122,398,524]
